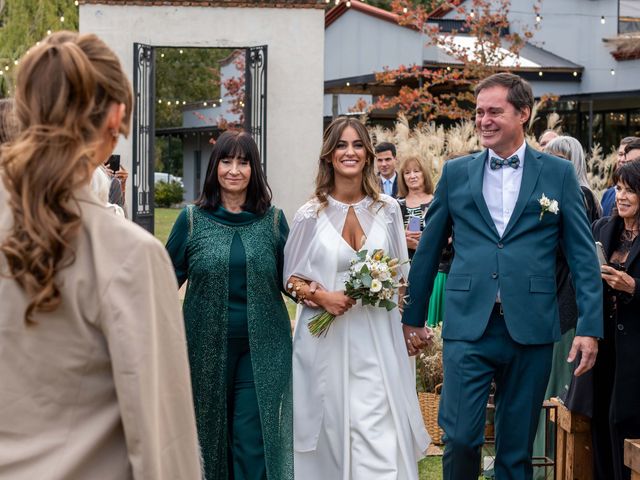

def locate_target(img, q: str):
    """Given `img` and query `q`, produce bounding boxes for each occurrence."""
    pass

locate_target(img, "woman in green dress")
[166,131,292,480]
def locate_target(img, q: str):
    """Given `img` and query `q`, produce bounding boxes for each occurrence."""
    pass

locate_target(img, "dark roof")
[79,0,324,8]
[518,42,583,70]
[325,0,417,30]
[428,0,466,18]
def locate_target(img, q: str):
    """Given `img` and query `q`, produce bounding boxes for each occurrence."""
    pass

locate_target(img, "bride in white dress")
[284,117,430,479]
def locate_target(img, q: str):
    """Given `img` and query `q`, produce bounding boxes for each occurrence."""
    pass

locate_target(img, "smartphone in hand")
[106,154,121,173]
[407,216,421,232]
[595,241,608,266]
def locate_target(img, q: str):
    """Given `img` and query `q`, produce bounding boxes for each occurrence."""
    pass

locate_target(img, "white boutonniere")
[538,194,559,220]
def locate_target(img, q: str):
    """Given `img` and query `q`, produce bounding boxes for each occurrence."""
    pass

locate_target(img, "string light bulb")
[74,0,79,5]
[403,7,408,13]
[610,68,616,76]
[470,9,475,18]
[573,71,578,77]
[60,16,65,23]
[601,16,605,24]
[346,0,351,6]
[538,71,543,77]
[535,14,541,22]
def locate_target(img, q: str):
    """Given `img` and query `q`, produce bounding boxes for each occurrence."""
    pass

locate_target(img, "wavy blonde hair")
[0,31,132,323]
[314,117,380,208]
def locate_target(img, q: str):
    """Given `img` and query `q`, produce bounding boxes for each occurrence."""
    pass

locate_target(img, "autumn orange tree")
[373,0,542,121]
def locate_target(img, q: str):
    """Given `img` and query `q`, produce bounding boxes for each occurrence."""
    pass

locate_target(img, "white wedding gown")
[284,194,430,480]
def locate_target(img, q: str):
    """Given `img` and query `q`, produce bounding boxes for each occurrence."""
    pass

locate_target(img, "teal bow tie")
[490,155,520,170]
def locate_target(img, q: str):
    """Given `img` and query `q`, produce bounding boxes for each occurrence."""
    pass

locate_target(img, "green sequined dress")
[166,204,292,480]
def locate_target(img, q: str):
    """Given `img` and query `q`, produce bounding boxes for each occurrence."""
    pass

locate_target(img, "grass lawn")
[155,207,182,245]
[154,207,445,479]
[420,457,442,479]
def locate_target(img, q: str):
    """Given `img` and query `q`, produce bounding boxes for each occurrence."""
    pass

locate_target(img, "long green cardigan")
[167,205,292,480]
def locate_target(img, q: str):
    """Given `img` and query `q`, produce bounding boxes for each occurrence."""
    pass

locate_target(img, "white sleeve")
[384,199,411,282]
[283,201,320,288]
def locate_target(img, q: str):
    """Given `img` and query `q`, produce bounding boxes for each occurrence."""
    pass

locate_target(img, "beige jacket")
[0,183,201,479]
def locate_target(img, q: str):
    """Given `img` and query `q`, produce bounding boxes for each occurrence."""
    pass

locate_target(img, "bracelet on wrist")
[287,280,308,304]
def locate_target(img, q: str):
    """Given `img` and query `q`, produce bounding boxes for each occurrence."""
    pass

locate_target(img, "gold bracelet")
[287,280,308,303]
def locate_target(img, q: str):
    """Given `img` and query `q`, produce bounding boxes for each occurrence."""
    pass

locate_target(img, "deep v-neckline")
[326,195,371,253]
[341,206,366,251]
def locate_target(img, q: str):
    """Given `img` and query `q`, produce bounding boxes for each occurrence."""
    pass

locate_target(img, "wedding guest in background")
[602,136,640,216]
[396,155,434,258]
[166,130,292,480]
[285,116,429,479]
[0,31,201,479]
[375,141,399,198]
[0,98,18,144]
[592,161,640,480]
[91,165,125,218]
[531,135,602,470]
[538,129,559,148]
[103,155,128,210]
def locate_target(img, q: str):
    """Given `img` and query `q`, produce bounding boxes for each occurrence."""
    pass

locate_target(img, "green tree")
[0,0,79,97]
[155,47,234,128]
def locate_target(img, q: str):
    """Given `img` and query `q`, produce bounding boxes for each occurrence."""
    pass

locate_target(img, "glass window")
[619,0,640,33]
[603,111,628,152]
[630,110,640,137]
[581,113,604,150]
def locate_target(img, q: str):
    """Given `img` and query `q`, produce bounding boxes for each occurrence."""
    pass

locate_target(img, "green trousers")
[226,338,266,480]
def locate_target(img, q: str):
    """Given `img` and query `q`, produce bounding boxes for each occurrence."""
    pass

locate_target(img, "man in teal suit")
[402,73,603,480]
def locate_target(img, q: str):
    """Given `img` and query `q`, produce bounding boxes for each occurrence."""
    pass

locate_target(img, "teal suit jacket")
[402,146,603,344]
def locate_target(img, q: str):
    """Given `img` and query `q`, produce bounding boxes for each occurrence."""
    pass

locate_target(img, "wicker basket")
[418,383,444,445]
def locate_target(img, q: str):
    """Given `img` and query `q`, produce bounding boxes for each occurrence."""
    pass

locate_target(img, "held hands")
[402,324,434,356]
[568,336,598,376]
[405,230,422,250]
[601,265,636,294]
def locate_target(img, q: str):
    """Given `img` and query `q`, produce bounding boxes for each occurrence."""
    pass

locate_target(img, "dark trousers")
[439,305,553,480]
[226,338,266,480]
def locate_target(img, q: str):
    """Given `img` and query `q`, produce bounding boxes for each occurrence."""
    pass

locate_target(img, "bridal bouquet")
[307,248,404,337]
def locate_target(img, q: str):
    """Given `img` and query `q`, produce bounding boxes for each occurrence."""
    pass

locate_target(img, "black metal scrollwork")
[244,46,268,174]
[132,43,156,233]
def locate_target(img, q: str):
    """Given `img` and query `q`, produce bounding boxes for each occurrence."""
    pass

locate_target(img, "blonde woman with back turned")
[0,32,201,479]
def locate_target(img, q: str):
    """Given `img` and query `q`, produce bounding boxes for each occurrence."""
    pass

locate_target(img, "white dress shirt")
[482,141,527,237]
